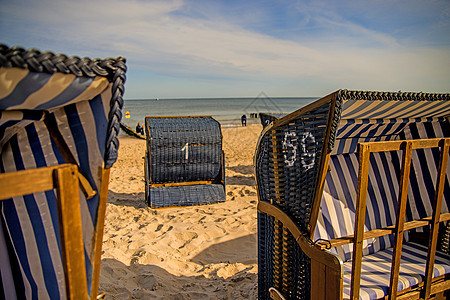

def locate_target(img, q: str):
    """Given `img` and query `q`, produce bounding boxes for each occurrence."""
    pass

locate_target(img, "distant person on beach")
[241,114,247,126]
[136,123,144,134]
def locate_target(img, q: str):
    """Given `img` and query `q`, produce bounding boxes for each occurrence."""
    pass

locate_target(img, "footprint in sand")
[155,224,163,232]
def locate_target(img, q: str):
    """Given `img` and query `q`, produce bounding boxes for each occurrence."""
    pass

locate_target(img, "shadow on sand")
[99,258,257,299]
[191,234,257,265]
[107,191,147,208]
[225,165,256,186]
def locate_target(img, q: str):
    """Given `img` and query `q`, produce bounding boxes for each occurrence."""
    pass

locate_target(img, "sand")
[98,124,263,299]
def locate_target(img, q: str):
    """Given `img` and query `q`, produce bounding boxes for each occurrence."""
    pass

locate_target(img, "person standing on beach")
[241,114,247,126]
[136,123,143,134]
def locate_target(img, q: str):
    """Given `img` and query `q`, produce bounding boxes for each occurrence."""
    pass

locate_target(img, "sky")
[1,0,449,99]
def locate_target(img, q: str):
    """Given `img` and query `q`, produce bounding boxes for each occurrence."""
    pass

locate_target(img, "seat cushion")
[342,242,450,300]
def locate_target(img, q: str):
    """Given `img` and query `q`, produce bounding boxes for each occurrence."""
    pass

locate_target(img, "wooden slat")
[389,141,413,299]
[311,259,326,299]
[54,165,88,300]
[309,153,331,238]
[359,138,445,152]
[315,213,450,249]
[308,90,340,238]
[326,264,344,300]
[397,277,450,300]
[350,143,371,300]
[90,167,110,300]
[423,139,450,299]
[0,164,96,201]
[149,180,214,187]
[77,172,96,199]
[0,165,61,200]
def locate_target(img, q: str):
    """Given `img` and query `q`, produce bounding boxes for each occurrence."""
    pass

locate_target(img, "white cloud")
[1,0,449,97]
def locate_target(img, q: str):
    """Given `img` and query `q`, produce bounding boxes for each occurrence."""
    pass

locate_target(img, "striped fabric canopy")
[315,90,450,262]
[0,45,126,299]
[255,89,450,299]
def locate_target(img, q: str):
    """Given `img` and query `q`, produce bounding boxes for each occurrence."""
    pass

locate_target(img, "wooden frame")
[0,164,88,299]
[90,167,111,300]
[315,138,450,300]
[258,137,450,300]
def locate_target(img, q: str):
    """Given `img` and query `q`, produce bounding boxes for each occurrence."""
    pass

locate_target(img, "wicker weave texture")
[146,116,222,183]
[256,102,332,299]
[145,116,225,208]
[149,184,225,208]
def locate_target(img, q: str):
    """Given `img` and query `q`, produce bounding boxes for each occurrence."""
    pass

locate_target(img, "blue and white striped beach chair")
[255,90,450,299]
[0,45,126,299]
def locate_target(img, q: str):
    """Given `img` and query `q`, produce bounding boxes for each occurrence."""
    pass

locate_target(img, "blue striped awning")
[0,46,126,299]
[332,93,450,155]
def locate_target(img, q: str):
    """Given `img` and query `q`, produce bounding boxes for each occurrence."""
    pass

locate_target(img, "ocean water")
[121,96,318,129]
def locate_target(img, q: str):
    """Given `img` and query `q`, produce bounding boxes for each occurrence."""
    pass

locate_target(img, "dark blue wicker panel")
[257,212,274,300]
[257,104,331,228]
[146,117,222,183]
[149,184,225,208]
[256,101,334,299]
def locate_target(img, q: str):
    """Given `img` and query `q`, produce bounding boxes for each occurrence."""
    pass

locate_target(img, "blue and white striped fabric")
[315,152,400,261]
[342,242,450,300]
[340,99,450,120]
[0,66,119,299]
[314,95,450,297]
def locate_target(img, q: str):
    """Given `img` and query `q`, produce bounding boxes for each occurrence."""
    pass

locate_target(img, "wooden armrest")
[314,212,450,250]
[258,201,342,272]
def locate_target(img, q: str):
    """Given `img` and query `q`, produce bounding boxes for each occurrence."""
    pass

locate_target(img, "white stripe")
[34,122,67,298]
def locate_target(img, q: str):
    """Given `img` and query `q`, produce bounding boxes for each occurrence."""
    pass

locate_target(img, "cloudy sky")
[1,0,449,99]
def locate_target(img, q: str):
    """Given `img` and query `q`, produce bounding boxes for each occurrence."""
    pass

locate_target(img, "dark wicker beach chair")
[144,116,225,208]
[0,44,126,299]
[255,90,450,299]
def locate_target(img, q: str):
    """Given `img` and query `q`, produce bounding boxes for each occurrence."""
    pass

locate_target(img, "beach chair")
[0,44,126,299]
[255,90,450,299]
[144,116,226,208]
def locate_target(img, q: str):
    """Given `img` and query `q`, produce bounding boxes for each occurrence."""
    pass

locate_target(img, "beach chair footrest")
[148,184,226,208]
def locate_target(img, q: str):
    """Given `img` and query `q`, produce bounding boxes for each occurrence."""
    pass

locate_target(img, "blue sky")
[1,0,449,99]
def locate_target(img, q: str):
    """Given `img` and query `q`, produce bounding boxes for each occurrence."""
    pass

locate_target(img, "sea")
[121,96,319,130]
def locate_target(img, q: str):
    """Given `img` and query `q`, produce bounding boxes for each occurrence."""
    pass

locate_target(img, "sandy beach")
[98,124,263,299]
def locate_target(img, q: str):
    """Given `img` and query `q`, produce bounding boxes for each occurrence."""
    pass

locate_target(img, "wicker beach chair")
[144,116,226,208]
[0,45,126,299]
[255,90,450,299]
